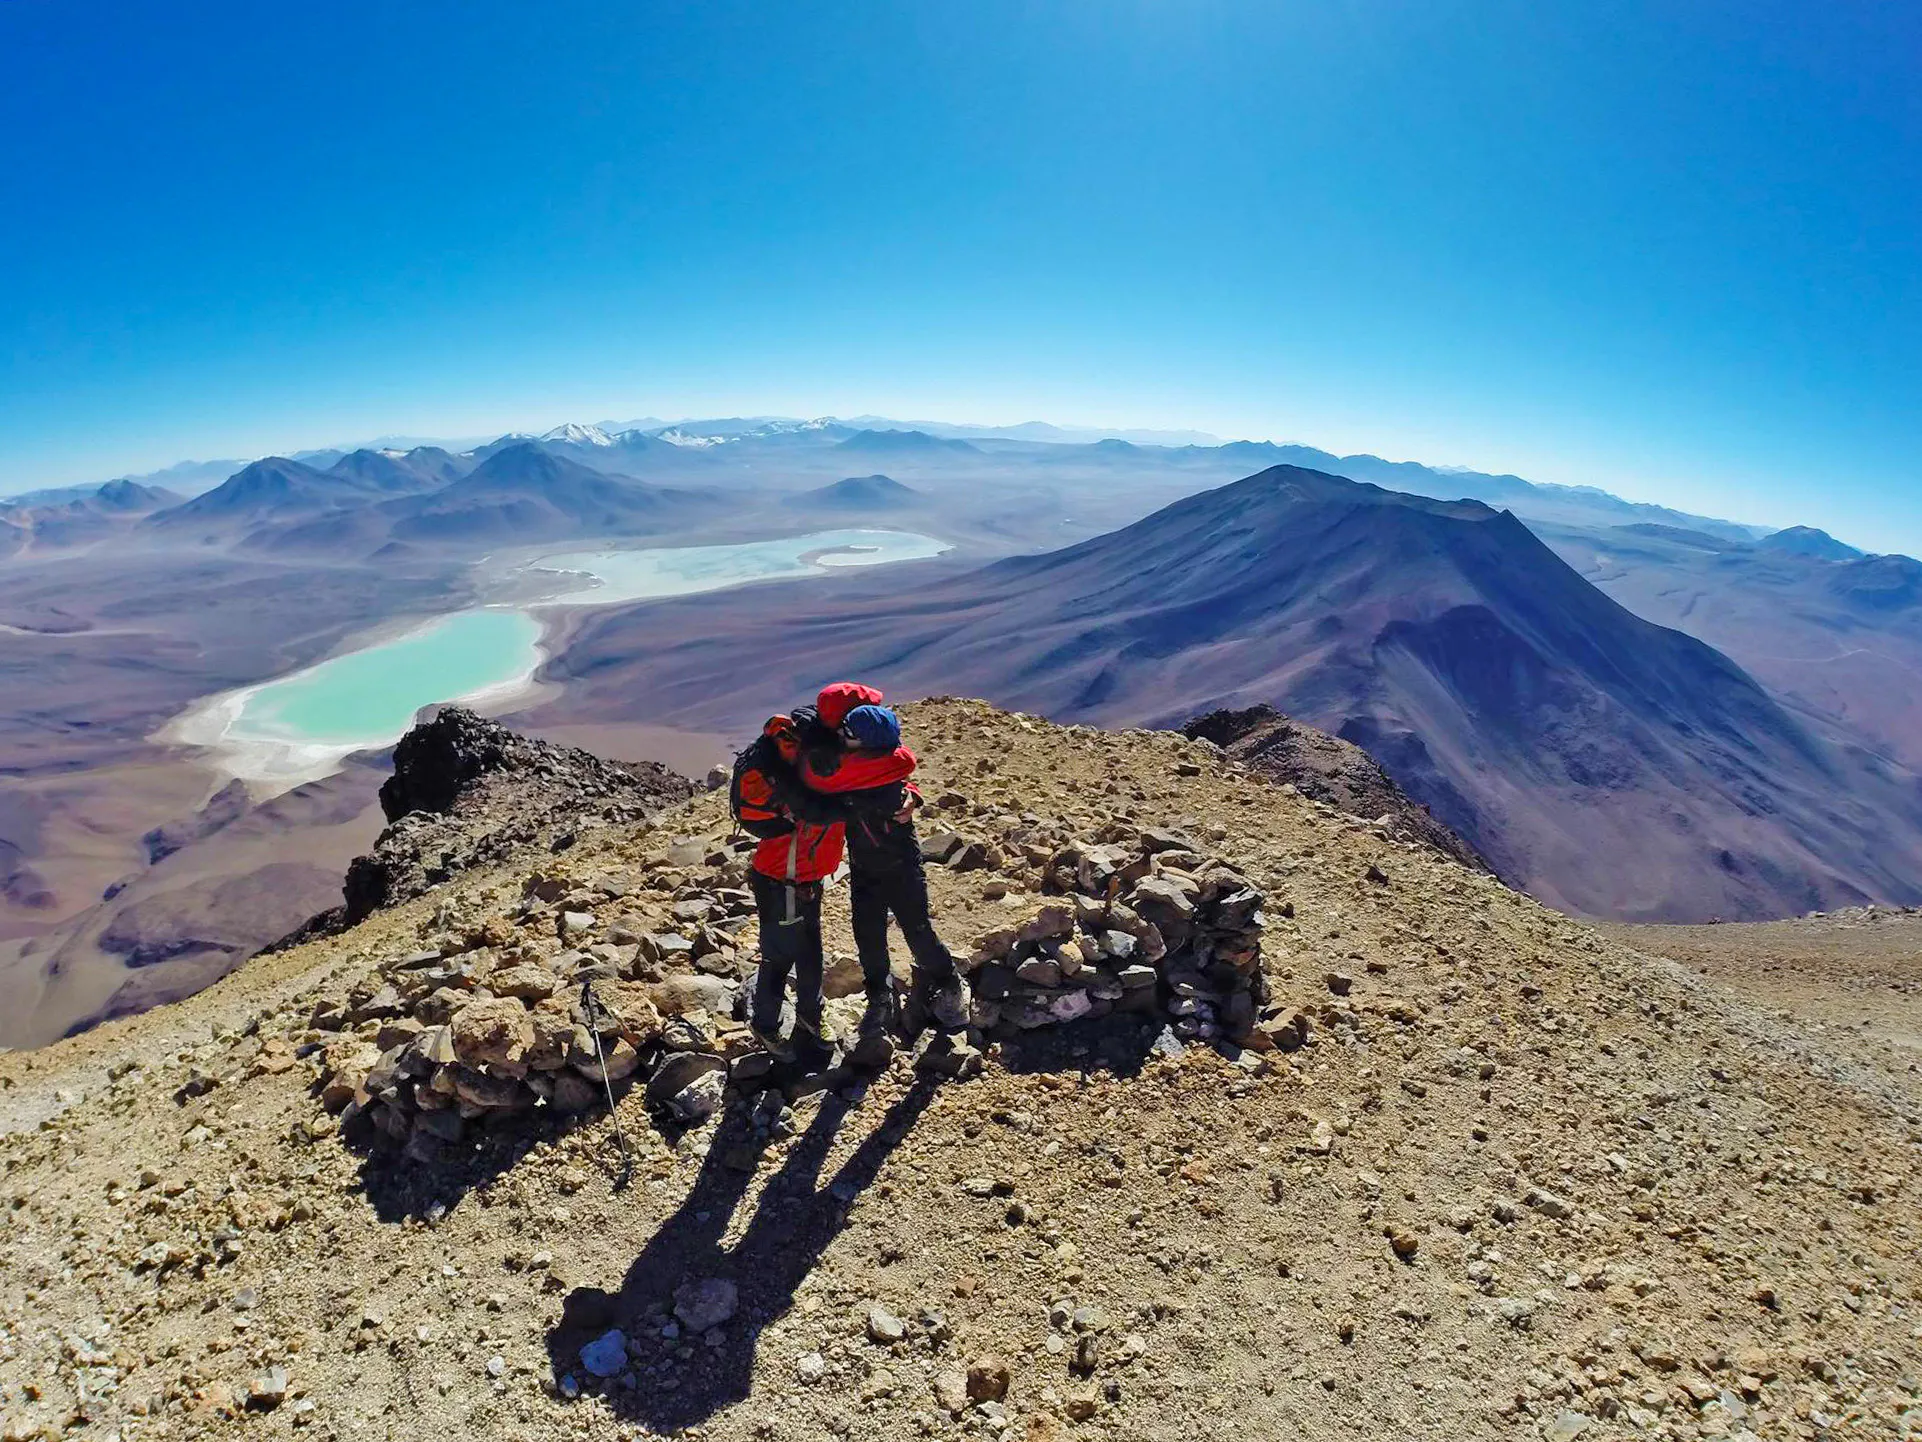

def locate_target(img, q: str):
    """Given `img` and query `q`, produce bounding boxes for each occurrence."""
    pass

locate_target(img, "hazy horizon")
[5,409,1892,553]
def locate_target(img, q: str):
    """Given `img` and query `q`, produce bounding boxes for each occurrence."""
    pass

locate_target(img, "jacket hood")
[816,681,885,728]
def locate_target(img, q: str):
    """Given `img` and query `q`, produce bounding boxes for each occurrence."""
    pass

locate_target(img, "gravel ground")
[2,701,1917,1442]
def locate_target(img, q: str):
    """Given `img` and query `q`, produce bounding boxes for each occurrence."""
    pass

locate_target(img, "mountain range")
[1543,520,1922,773]
[22,415,1891,558]
[0,479,179,556]
[124,443,732,554]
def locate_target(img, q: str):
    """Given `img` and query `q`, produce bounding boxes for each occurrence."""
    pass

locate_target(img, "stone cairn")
[315,859,768,1163]
[963,825,1272,1046]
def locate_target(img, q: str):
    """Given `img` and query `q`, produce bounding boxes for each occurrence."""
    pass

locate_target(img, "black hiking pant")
[750,871,824,1035]
[850,861,958,997]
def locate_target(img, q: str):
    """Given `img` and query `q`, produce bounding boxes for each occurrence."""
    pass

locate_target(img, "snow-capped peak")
[539,423,616,447]
[745,417,837,436]
[655,428,732,449]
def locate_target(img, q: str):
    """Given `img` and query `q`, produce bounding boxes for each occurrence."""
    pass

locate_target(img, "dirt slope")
[1,701,1917,1442]
[1600,908,1922,1069]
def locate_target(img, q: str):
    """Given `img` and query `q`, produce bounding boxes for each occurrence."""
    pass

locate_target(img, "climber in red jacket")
[729,712,846,1062]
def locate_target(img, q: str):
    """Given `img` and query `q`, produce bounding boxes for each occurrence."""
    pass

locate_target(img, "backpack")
[729,720,799,841]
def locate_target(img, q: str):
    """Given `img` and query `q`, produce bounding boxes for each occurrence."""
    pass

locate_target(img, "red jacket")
[737,716,845,884]
[804,744,923,873]
[816,681,884,729]
[741,773,845,884]
[804,745,918,796]
[742,684,890,884]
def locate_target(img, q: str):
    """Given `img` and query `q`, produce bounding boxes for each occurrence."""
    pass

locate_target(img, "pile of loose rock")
[963,825,1275,1046]
[314,866,766,1161]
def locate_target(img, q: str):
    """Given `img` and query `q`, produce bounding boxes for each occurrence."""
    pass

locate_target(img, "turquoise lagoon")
[225,608,543,747]
[194,530,947,781]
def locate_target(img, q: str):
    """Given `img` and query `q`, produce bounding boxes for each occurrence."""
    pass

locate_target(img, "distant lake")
[535,528,952,604]
[190,529,948,783]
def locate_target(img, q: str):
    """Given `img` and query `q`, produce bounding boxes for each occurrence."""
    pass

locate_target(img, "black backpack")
[728,726,798,841]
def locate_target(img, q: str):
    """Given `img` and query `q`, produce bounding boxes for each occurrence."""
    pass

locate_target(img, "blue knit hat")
[841,703,901,751]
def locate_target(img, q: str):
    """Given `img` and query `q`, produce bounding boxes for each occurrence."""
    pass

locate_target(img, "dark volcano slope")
[1181,704,1489,873]
[548,466,1922,921]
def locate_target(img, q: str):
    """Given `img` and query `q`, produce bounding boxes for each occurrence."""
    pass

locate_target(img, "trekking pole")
[579,979,634,1190]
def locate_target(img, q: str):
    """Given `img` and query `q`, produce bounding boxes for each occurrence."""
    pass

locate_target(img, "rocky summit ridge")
[1180,704,1489,876]
[333,707,697,930]
[0,700,1918,1442]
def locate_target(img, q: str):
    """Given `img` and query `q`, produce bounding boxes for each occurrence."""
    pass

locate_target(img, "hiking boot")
[927,974,970,1033]
[749,1022,796,1064]
[848,1030,894,1070]
[857,989,896,1039]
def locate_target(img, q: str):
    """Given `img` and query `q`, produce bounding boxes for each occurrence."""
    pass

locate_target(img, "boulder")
[967,926,1018,971]
[577,979,663,1045]
[932,1368,970,1414]
[488,963,557,1002]
[665,839,708,868]
[669,1069,727,1125]
[647,973,736,1017]
[865,1302,907,1344]
[412,1024,458,1066]
[1015,905,1075,944]
[524,1005,575,1070]
[1139,827,1197,854]
[1131,876,1196,919]
[920,829,966,865]
[1070,894,1108,931]
[1049,990,1095,1024]
[414,986,469,1026]
[449,997,534,1071]
[449,1066,528,1111]
[638,932,696,967]
[569,1035,640,1084]
[1015,957,1062,988]
[660,1011,719,1053]
[967,1355,1011,1403]
[646,1052,727,1113]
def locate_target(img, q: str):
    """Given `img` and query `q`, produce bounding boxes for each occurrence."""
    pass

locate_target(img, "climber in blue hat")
[803,686,968,1053]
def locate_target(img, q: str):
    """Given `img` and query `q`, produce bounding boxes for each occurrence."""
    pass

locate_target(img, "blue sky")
[3,0,1918,550]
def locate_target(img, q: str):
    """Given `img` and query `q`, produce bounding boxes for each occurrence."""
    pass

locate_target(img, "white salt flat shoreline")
[155,528,951,793]
[158,616,556,794]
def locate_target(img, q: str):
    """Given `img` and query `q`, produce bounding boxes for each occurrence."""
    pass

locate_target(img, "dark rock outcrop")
[1181,706,1489,873]
[0,839,56,911]
[142,779,252,864]
[333,708,697,928]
